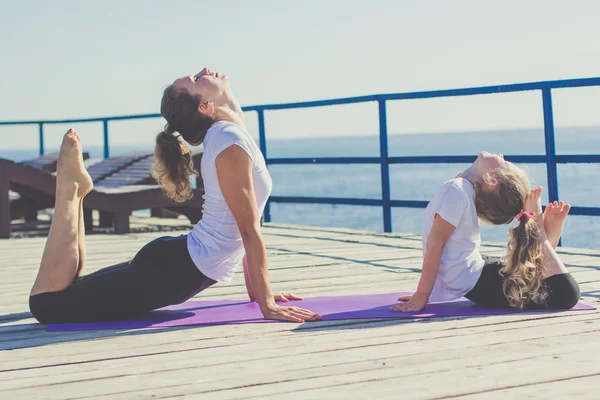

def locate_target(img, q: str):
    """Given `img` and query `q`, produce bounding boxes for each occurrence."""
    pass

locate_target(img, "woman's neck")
[213,93,245,127]
[214,108,244,126]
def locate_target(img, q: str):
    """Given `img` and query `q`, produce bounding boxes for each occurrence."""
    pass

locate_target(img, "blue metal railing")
[2,77,600,239]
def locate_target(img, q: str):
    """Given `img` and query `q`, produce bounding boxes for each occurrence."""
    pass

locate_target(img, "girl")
[391,152,580,312]
[29,68,320,324]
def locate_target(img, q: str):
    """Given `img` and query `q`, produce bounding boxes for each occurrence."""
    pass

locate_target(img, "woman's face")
[172,67,230,104]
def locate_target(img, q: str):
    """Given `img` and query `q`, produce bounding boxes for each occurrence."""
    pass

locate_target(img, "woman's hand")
[273,292,303,302]
[261,302,321,323]
[390,292,429,312]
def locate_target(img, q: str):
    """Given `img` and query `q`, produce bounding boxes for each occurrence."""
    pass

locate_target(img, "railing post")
[38,123,44,156]
[257,109,271,223]
[542,89,559,203]
[542,88,561,245]
[103,119,110,159]
[378,99,392,232]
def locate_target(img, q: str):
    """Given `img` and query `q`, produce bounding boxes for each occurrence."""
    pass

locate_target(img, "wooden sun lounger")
[21,151,90,172]
[8,152,152,222]
[86,152,153,183]
[0,159,204,238]
[9,152,90,221]
[88,150,204,229]
[94,150,203,188]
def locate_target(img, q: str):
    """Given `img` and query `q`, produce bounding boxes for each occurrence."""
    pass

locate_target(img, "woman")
[391,152,580,312]
[29,68,320,324]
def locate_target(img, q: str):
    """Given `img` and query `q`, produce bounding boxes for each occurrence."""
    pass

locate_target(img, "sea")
[3,127,599,249]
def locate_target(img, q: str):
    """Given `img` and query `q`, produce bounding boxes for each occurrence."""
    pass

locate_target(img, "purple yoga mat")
[47,292,595,331]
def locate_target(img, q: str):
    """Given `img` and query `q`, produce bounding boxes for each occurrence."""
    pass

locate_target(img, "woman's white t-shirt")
[423,178,485,301]
[187,121,273,282]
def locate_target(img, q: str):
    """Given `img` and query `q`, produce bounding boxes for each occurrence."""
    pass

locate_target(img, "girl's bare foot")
[523,186,543,215]
[543,201,571,248]
[56,129,93,197]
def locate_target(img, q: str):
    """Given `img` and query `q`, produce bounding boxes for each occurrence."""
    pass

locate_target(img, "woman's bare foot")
[56,129,93,197]
[543,201,571,248]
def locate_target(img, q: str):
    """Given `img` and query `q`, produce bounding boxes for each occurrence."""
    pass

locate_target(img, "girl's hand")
[273,292,303,302]
[390,292,429,312]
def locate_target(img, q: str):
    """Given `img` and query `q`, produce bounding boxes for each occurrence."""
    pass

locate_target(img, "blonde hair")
[151,129,197,203]
[474,169,530,225]
[501,213,548,308]
[473,168,547,308]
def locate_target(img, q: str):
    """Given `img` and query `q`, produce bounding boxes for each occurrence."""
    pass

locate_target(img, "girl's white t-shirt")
[187,121,272,282]
[423,178,485,301]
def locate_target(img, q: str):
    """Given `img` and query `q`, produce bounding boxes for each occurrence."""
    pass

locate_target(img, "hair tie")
[164,125,181,139]
[515,211,535,221]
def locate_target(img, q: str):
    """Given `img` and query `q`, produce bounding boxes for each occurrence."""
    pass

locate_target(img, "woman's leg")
[30,130,93,296]
[29,235,214,323]
[75,197,87,278]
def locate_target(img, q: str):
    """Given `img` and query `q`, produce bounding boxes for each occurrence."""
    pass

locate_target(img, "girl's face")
[473,151,522,176]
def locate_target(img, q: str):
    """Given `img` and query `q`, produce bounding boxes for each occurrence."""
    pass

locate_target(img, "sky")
[1,0,600,151]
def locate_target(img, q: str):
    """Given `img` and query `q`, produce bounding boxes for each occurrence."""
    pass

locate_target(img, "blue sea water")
[2,127,599,249]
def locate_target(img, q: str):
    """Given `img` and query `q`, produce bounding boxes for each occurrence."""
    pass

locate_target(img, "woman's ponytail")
[151,127,197,203]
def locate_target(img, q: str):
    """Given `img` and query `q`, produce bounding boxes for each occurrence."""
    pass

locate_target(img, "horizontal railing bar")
[556,155,600,163]
[268,196,600,217]
[268,196,383,206]
[266,154,600,165]
[388,155,549,164]
[0,114,161,125]
[3,77,599,125]
[389,200,430,208]
[244,77,600,111]
[267,157,381,165]
[569,206,600,216]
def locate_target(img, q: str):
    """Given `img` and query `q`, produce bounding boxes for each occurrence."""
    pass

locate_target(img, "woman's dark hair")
[151,85,214,202]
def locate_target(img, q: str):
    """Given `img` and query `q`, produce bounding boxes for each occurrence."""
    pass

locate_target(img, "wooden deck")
[1,218,599,399]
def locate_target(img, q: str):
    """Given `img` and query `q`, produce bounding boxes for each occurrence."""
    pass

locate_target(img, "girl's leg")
[30,130,93,296]
[524,189,578,308]
[543,201,571,250]
[523,188,570,277]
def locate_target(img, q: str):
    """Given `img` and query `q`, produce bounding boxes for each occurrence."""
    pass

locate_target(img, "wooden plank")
[0,222,598,399]
[3,320,599,397]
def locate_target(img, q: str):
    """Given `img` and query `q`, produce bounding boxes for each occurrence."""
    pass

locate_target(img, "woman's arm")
[242,255,256,302]
[243,255,304,303]
[216,145,319,322]
[391,214,456,312]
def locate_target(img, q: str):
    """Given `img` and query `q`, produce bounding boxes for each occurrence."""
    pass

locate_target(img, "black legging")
[465,260,580,310]
[29,235,215,324]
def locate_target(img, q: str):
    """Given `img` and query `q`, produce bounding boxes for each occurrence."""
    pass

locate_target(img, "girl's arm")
[216,145,320,322]
[391,214,456,312]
